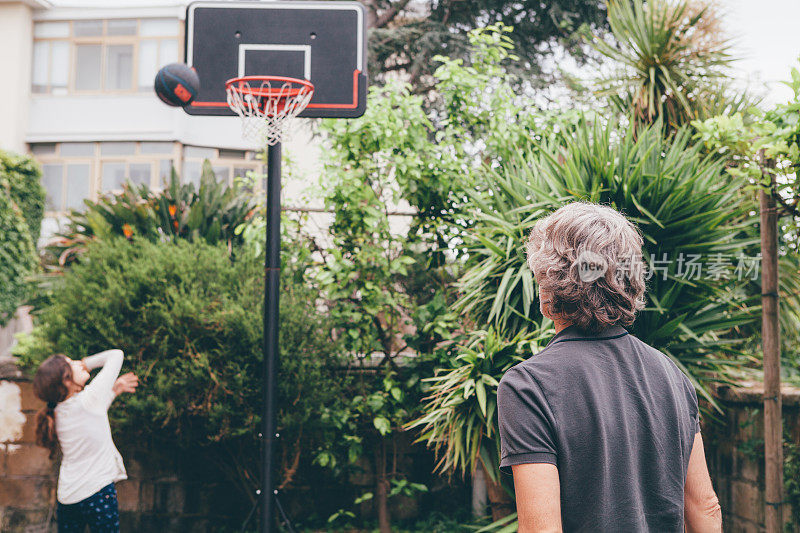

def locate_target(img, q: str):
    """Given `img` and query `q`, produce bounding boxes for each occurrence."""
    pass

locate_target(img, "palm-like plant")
[408,328,549,479]
[407,327,550,520]
[456,117,774,414]
[44,161,257,269]
[592,0,754,129]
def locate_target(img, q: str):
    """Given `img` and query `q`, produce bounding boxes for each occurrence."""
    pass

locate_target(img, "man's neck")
[554,320,573,334]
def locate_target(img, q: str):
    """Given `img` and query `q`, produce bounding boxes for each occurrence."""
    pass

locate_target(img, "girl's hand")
[112,372,139,397]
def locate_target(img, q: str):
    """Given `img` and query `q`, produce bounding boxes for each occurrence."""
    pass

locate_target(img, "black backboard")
[185,1,367,118]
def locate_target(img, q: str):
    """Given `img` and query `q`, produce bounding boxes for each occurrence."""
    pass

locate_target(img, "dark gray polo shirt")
[497,324,700,532]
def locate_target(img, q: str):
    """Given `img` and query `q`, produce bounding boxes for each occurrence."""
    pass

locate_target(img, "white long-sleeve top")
[55,349,128,504]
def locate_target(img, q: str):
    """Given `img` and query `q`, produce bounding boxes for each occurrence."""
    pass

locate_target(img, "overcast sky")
[723,0,800,104]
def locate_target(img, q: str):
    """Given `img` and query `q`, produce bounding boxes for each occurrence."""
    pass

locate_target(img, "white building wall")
[27,94,256,150]
[0,1,40,153]
[28,2,258,151]
[24,2,325,164]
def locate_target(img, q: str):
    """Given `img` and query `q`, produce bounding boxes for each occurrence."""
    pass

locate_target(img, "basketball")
[154,63,200,107]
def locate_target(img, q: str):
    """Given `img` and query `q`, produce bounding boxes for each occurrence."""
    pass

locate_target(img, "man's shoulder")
[508,336,598,374]
[501,330,690,387]
[498,343,569,391]
[625,333,694,383]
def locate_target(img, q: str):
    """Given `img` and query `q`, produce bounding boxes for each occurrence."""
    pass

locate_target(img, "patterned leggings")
[57,483,120,533]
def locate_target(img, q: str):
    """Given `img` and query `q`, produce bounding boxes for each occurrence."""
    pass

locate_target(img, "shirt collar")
[545,323,629,347]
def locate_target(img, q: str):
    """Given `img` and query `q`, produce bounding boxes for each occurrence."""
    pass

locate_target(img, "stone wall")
[703,381,800,533]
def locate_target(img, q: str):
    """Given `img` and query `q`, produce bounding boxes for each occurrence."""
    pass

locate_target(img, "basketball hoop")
[225,76,314,146]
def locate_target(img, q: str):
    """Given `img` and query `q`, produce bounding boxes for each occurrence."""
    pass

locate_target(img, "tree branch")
[773,190,800,219]
[382,61,413,73]
[375,0,414,28]
[364,0,379,27]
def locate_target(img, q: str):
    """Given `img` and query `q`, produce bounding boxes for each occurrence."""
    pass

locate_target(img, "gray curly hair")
[526,201,647,333]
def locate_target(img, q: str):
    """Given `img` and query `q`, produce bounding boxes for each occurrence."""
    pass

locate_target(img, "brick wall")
[703,382,800,533]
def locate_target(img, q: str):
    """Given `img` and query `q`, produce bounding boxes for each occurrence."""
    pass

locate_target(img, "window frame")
[31,18,182,96]
[183,145,264,188]
[33,142,264,217]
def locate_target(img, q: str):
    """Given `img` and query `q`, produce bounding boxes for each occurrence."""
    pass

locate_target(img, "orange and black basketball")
[154,63,200,107]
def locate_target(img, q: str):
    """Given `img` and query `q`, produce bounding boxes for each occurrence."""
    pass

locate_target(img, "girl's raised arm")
[81,349,124,411]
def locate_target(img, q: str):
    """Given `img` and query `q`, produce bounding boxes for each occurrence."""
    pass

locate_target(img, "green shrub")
[0,150,45,243]
[0,180,36,325]
[16,236,347,505]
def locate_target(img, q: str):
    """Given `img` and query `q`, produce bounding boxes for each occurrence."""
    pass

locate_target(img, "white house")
[0,0,326,241]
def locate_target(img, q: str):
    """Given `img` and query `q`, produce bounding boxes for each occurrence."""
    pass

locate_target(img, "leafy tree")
[692,60,800,383]
[0,150,45,243]
[0,177,37,326]
[238,167,459,528]
[312,79,459,531]
[365,0,608,88]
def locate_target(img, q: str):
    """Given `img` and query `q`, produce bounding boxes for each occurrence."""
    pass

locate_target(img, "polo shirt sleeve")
[685,376,701,434]
[497,365,558,475]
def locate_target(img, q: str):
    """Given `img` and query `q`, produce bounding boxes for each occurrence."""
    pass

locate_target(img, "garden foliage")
[16,236,348,508]
[16,1,800,529]
[592,0,757,130]
[408,328,550,482]
[456,117,767,413]
[365,0,608,88]
[0,174,37,325]
[0,149,42,325]
[45,161,256,268]
[0,150,45,243]
[692,61,800,381]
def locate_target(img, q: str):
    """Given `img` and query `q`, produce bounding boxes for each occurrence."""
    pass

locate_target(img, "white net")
[225,77,314,146]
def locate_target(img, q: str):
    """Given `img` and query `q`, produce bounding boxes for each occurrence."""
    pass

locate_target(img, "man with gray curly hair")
[497,201,722,532]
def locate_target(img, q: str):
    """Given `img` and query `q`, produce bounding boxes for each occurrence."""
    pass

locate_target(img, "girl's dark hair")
[33,355,72,459]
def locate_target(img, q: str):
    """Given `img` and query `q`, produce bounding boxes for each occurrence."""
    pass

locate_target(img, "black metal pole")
[262,142,281,533]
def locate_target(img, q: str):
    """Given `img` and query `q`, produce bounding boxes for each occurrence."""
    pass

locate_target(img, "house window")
[32,18,180,95]
[33,142,177,214]
[40,163,92,212]
[183,146,263,189]
[32,40,69,94]
[75,44,102,90]
[102,162,152,190]
[32,142,263,215]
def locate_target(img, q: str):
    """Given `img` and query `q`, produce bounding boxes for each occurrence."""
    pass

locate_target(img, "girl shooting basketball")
[33,349,138,532]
